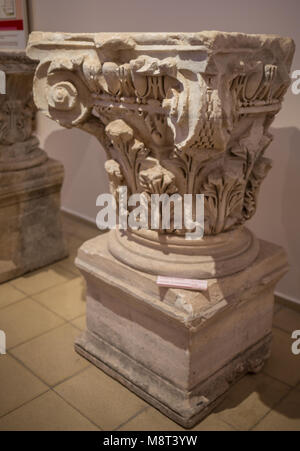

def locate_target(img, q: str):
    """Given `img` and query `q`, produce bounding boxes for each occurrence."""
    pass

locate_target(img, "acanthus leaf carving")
[105,119,149,195]
[202,167,244,234]
[27,31,295,235]
[139,158,178,196]
[243,156,272,221]
[104,159,124,208]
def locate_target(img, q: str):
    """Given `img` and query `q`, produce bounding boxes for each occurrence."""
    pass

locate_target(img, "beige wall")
[28,0,300,302]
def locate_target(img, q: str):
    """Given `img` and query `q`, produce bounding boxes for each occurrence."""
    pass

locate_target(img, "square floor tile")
[32,278,86,321]
[192,413,236,431]
[214,372,290,430]
[0,354,47,417]
[0,298,64,349]
[119,407,184,431]
[119,407,234,431]
[11,324,89,386]
[253,389,300,431]
[71,315,86,331]
[263,328,300,386]
[0,391,99,431]
[57,253,81,276]
[0,283,25,309]
[55,366,147,430]
[273,307,300,334]
[10,264,75,296]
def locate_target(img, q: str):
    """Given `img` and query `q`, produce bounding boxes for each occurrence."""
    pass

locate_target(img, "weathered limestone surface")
[27,31,294,427]
[75,234,286,427]
[0,50,67,283]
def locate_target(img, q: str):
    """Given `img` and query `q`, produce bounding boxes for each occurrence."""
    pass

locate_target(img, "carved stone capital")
[0,50,67,283]
[0,50,47,171]
[27,31,294,232]
[27,32,294,277]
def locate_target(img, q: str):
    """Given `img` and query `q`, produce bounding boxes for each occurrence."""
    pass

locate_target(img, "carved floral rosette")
[26,32,295,276]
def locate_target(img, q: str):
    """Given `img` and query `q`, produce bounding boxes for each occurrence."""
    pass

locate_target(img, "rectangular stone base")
[0,158,68,283]
[75,233,288,428]
[75,331,272,428]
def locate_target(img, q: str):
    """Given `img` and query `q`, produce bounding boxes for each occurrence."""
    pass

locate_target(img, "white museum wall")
[28,0,300,302]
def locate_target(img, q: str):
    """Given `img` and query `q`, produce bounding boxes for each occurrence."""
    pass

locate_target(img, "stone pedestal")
[75,232,287,427]
[0,51,67,283]
[27,31,294,427]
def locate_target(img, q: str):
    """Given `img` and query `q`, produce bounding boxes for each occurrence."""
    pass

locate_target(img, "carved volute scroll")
[27,32,295,235]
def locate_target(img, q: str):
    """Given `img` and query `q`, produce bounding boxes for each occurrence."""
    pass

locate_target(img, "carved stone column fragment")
[0,50,67,283]
[27,32,294,427]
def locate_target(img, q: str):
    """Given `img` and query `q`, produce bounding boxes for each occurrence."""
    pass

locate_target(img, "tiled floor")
[0,213,299,431]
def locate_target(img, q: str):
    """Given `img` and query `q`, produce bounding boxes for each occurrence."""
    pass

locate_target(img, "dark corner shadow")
[212,370,300,421]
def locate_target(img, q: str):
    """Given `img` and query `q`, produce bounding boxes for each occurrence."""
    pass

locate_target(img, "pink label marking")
[157,276,208,291]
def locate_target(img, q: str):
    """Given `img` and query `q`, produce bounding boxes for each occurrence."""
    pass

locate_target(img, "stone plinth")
[0,51,67,283]
[75,233,287,427]
[27,31,294,427]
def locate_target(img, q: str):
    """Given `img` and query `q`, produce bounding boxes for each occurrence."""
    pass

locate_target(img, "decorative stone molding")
[27,32,294,428]
[0,50,67,282]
